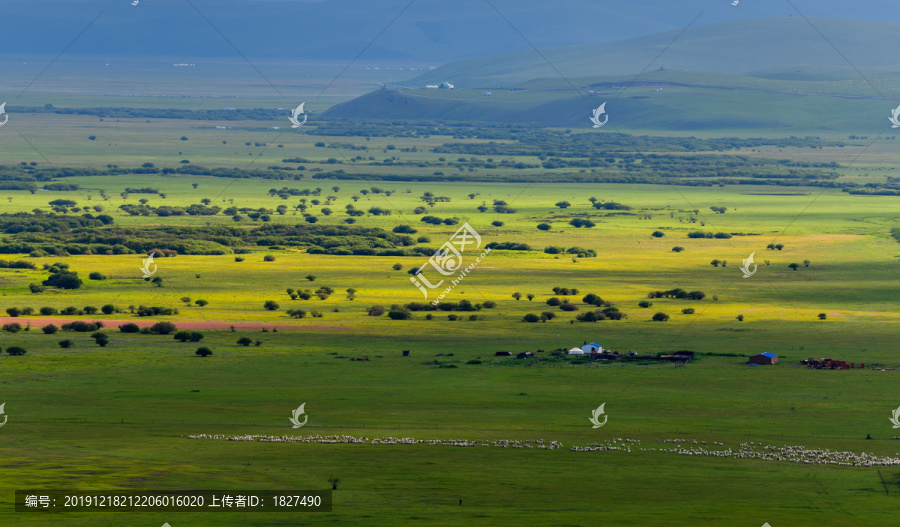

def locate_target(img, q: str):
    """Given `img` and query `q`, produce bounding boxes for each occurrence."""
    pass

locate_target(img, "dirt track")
[0,317,337,331]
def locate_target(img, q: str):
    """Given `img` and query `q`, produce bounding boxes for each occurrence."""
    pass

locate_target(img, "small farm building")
[749,352,778,365]
[568,348,584,355]
[581,342,603,354]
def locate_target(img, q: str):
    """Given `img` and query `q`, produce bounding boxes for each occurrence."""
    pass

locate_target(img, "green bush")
[43,271,82,289]
[119,323,140,333]
[388,309,412,320]
[150,321,177,334]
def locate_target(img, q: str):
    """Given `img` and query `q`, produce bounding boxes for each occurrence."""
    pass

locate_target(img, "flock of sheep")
[184,434,900,466]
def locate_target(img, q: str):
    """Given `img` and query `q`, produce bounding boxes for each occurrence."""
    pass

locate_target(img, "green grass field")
[2,168,900,525]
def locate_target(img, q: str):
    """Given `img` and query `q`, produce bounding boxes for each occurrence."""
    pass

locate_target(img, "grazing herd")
[185,434,900,466]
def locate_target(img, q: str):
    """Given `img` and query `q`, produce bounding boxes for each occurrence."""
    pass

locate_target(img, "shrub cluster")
[576,307,626,322]
[647,288,706,300]
[687,231,732,239]
[544,246,595,257]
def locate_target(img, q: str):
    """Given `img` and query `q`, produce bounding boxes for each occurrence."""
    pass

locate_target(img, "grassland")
[2,166,900,525]
[1,76,900,526]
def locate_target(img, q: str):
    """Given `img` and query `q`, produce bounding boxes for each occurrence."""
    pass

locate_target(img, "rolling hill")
[410,17,900,87]
[321,78,900,133]
[322,18,900,132]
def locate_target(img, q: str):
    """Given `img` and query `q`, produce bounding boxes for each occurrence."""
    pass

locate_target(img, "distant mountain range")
[3,1,900,63]
[323,17,900,131]
[410,17,900,87]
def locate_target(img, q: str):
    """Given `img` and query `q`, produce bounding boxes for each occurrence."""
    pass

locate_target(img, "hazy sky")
[2,0,899,63]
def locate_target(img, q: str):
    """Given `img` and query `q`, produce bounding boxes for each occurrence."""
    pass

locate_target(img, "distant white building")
[581,342,603,354]
[568,348,584,355]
